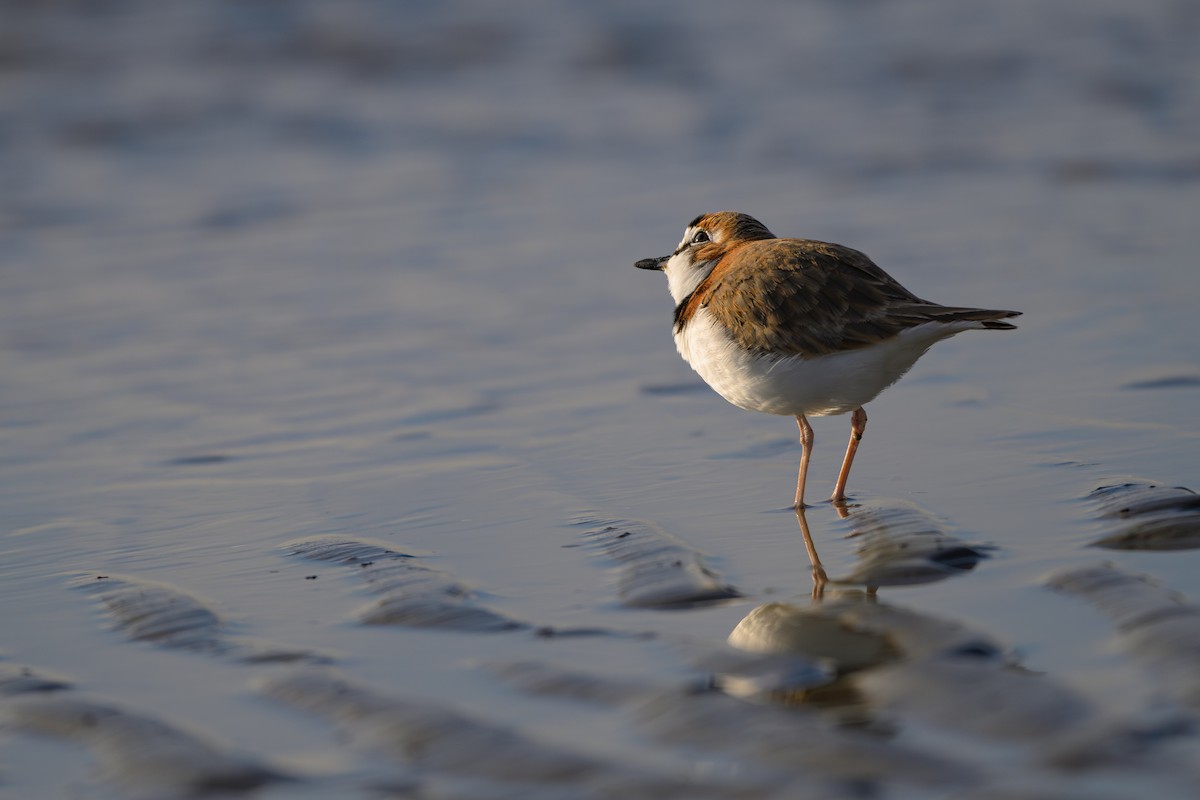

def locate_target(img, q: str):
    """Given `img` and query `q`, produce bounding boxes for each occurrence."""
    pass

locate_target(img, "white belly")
[675,307,968,417]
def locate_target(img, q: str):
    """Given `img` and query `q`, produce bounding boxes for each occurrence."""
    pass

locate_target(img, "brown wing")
[694,239,1019,358]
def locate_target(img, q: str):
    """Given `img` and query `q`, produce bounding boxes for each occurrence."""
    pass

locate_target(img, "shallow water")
[2,1,1199,797]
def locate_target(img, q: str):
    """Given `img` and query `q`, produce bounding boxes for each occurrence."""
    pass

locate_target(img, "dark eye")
[690,230,710,245]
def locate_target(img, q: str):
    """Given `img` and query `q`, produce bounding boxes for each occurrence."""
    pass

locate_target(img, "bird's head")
[635,212,775,303]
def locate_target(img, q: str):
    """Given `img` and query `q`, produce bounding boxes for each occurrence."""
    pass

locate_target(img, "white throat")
[664,251,716,305]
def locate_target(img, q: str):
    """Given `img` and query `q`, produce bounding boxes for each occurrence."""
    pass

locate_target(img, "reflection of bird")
[636,212,1020,508]
[728,598,898,676]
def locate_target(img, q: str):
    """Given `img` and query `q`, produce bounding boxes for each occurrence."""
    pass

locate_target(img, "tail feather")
[898,304,1022,330]
[980,318,1019,330]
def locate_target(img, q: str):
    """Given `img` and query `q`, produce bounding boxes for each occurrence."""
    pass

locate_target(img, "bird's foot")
[829,495,858,518]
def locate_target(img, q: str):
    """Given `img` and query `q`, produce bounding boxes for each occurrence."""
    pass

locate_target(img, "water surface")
[2,1,1199,797]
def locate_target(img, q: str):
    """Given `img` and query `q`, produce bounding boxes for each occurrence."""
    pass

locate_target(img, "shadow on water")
[714,498,1199,786]
[785,498,995,601]
[7,487,1200,797]
[1085,482,1200,551]
[724,498,1004,714]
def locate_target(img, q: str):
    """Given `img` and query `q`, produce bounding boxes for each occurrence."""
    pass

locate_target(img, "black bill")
[635,256,668,271]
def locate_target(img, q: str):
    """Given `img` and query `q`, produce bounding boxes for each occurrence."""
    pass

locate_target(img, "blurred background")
[3,1,1200,797]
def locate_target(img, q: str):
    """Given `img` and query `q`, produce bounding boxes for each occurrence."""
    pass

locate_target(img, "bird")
[635,211,1020,509]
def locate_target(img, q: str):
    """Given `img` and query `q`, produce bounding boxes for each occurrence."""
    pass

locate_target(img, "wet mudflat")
[2,1,1199,797]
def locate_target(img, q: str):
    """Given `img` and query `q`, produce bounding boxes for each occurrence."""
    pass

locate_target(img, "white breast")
[675,307,969,417]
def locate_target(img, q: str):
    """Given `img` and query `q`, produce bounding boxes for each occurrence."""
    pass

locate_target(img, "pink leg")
[794,415,814,509]
[831,407,868,503]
